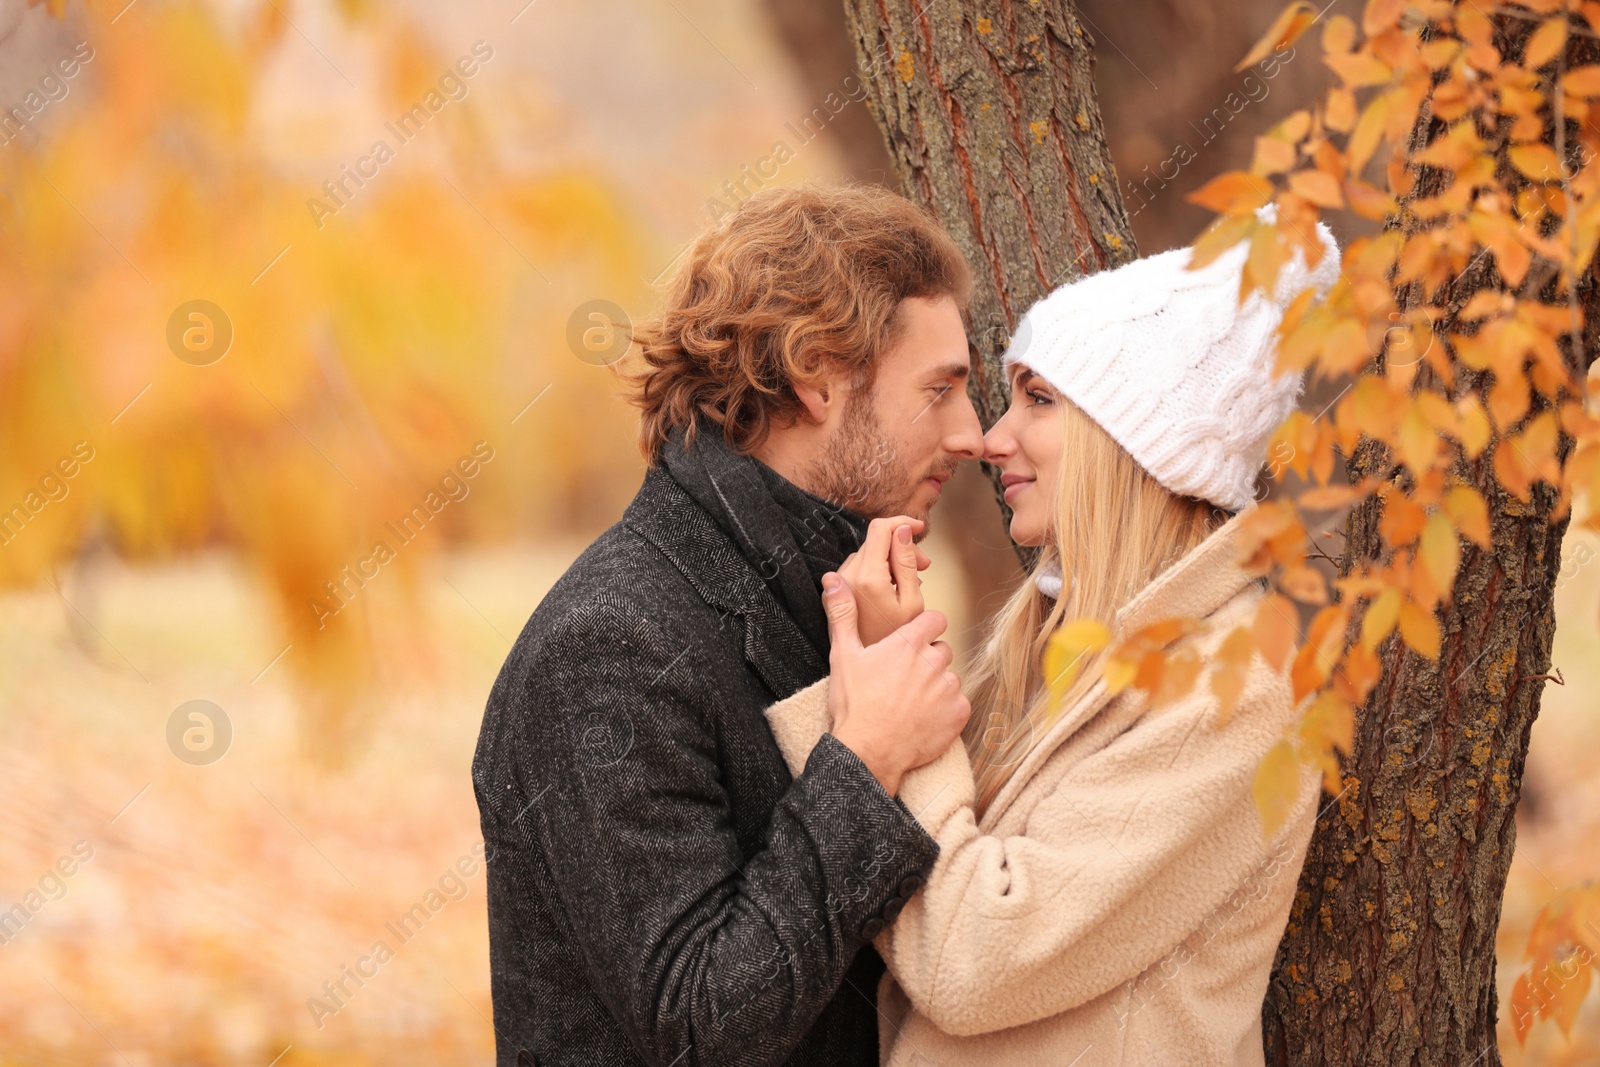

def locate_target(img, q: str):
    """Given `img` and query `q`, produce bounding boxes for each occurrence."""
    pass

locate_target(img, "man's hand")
[822,571,970,796]
[836,516,931,647]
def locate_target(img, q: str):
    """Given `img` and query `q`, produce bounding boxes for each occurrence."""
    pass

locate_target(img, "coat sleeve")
[762,667,1317,1038]
[477,599,940,1067]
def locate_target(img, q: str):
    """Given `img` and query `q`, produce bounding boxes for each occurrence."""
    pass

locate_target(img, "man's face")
[803,294,984,533]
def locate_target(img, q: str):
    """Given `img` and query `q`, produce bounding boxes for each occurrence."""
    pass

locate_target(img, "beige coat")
[764,516,1322,1067]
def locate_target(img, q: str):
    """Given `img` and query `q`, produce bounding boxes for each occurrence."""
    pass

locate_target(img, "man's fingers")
[822,572,863,653]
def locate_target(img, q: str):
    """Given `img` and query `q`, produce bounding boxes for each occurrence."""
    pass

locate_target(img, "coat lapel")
[625,469,826,700]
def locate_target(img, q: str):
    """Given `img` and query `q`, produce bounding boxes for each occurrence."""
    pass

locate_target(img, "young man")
[472,181,984,1066]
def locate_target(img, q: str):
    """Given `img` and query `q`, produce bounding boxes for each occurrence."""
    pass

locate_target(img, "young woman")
[764,212,1339,1066]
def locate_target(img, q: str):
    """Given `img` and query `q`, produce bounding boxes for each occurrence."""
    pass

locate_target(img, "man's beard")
[803,390,955,529]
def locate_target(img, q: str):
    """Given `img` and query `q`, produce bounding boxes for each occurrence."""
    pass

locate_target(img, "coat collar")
[980,509,1263,827]
[624,467,826,700]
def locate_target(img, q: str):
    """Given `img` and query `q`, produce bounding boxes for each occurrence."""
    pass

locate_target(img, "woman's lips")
[1002,477,1034,502]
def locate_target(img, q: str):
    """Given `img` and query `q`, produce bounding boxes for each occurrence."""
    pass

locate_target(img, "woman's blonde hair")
[960,396,1225,816]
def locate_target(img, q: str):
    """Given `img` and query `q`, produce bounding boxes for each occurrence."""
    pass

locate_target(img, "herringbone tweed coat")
[472,435,941,1067]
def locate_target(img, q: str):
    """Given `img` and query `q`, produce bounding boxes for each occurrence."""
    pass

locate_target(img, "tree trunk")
[1262,11,1596,1066]
[837,0,1136,429]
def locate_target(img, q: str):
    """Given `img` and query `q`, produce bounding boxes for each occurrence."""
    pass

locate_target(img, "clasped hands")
[823,517,972,796]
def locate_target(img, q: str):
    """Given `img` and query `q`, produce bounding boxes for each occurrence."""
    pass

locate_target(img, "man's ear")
[793,373,841,426]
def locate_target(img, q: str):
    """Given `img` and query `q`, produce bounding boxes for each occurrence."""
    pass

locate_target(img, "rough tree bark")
[837,0,1136,430]
[1263,12,1597,1067]
[844,3,1589,1065]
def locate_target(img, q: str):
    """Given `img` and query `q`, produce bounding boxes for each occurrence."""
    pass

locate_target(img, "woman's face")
[983,363,1063,547]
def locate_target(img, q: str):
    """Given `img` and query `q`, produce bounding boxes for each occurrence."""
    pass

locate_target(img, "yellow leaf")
[1103,656,1138,695]
[1043,618,1112,709]
[1456,398,1493,458]
[1253,738,1303,839]
[1348,90,1394,174]
[1419,512,1462,593]
[1397,403,1441,476]
[1237,1,1318,72]
[1444,485,1492,548]
[1399,601,1442,659]
[1299,689,1354,756]
[1524,16,1569,70]
[1361,588,1401,649]
[1323,14,1357,55]
[1190,212,1261,270]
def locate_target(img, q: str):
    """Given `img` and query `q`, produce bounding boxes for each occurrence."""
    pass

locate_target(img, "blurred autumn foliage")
[0,0,648,750]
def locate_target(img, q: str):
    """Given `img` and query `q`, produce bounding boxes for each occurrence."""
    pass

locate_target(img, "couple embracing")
[472,181,1336,1066]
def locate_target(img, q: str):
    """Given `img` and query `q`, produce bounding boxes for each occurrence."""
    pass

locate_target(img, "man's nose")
[944,391,985,460]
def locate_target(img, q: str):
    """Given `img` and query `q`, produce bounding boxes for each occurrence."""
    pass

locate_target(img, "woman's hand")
[836,516,932,647]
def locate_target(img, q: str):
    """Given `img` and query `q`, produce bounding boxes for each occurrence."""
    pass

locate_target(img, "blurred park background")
[0,0,1596,1063]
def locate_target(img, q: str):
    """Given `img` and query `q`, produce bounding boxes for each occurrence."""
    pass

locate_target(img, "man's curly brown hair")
[624,180,973,464]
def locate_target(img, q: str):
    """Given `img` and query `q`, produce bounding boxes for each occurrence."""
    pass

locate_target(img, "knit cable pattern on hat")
[1002,207,1340,511]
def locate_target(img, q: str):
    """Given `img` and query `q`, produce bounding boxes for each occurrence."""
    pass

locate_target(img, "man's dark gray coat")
[472,426,940,1066]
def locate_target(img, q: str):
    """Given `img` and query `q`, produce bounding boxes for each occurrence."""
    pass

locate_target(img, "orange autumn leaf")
[1399,601,1442,660]
[1280,564,1330,604]
[1559,65,1600,96]
[1254,594,1299,672]
[1188,171,1273,216]
[1236,1,1319,72]
[1445,485,1492,548]
[1523,15,1569,70]
[1211,626,1258,724]
[1288,169,1345,208]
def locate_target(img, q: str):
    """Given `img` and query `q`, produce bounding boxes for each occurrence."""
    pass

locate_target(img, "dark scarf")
[659,423,869,658]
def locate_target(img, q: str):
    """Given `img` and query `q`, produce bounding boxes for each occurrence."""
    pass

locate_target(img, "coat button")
[860,916,887,940]
[897,874,924,896]
[882,896,906,922]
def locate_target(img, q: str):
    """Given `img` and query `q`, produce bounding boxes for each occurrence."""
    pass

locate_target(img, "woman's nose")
[983,405,1019,463]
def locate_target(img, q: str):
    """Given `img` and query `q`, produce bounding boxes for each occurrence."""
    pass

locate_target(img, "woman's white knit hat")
[1002,206,1340,512]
